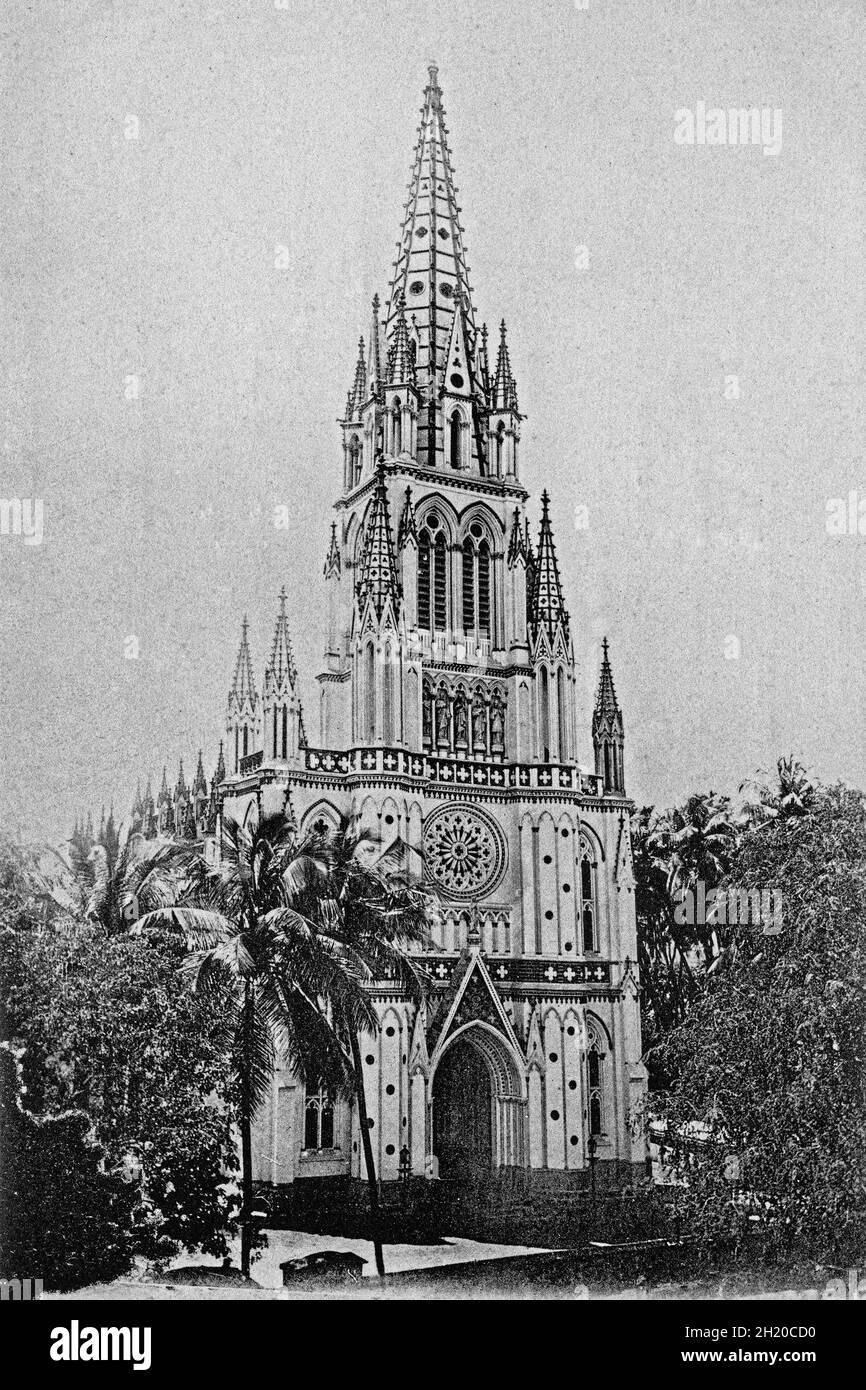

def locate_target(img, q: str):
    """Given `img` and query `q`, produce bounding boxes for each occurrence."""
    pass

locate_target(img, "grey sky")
[1,0,864,843]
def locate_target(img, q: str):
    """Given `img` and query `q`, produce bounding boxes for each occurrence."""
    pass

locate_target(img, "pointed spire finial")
[397,485,418,549]
[593,638,625,792]
[385,64,477,406]
[530,492,569,643]
[214,739,226,785]
[594,638,621,718]
[324,520,341,578]
[230,614,258,709]
[345,335,367,419]
[493,318,518,412]
[356,467,401,619]
[266,587,298,690]
[507,507,526,568]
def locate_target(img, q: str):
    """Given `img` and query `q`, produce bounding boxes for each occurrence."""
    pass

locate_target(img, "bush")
[2,917,238,1263]
[0,1047,139,1291]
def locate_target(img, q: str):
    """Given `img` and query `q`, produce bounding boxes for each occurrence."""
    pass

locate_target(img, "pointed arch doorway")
[432,1036,493,1179]
[431,1022,528,1177]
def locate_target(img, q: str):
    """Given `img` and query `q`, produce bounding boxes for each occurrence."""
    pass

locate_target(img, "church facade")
[217,66,647,1190]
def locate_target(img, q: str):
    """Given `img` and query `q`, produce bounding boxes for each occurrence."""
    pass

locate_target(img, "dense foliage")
[0,1047,139,1290]
[644,782,866,1264]
[0,836,238,1272]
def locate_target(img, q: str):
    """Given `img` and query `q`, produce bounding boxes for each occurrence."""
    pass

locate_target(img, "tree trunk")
[240,985,253,1278]
[349,1029,385,1278]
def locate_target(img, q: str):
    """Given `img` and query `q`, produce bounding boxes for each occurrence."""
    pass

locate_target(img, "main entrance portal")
[432,1036,493,1179]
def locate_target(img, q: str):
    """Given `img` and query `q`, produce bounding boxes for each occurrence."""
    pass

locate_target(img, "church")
[216,66,647,1193]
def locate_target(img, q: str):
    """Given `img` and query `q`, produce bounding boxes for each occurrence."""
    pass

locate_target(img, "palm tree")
[293,818,433,1275]
[138,812,432,1278]
[739,755,816,827]
[647,792,737,966]
[630,808,698,1043]
[85,831,183,937]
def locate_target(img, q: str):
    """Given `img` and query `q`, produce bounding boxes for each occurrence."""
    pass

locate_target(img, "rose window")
[422,804,506,899]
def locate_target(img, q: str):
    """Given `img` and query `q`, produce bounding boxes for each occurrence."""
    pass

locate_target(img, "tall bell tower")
[224,65,647,1195]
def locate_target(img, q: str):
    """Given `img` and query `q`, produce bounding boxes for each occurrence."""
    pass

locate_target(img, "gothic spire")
[493,318,518,411]
[387,290,416,386]
[531,491,569,640]
[356,468,400,619]
[507,507,526,567]
[265,587,298,691]
[345,336,366,419]
[175,759,187,800]
[213,740,226,785]
[594,637,621,721]
[397,486,417,549]
[385,64,478,393]
[230,616,257,708]
[323,522,341,579]
[593,637,625,793]
[192,750,208,797]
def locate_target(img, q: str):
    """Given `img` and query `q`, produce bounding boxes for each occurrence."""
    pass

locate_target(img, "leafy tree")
[2,918,237,1262]
[646,782,866,1266]
[0,1046,139,1291]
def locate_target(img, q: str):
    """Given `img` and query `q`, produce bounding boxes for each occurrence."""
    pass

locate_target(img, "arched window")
[391,399,402,456]
[281,705,288,759]
[418,532,431,629]
[449,409,462,469]
[417,512,448,634]
[495,422,505,475]
[477,540,491,636]
[461,523,492,638]
[365,642,375,741]
[349,435,362,487]
[303,1083,335,1151]
[434,532,447,630]
[462,540,475,632]
[557,667,567,762]
[539,667,550,762]
[234,727,239,773]
[272,706,278,759]
[587,1037,604,1137]
[242,726,249,758]
[580,836,597,953]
